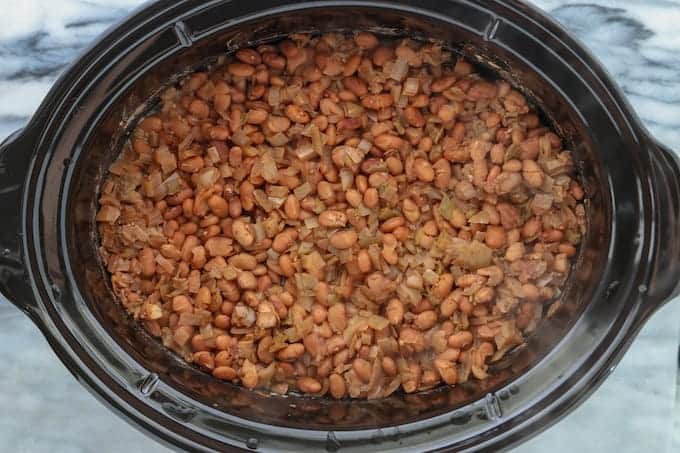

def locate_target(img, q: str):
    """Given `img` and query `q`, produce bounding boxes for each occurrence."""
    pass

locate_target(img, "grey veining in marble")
[0,1,678,452]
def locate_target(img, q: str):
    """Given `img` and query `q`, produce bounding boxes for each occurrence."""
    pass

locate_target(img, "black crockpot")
[1,1,679,451]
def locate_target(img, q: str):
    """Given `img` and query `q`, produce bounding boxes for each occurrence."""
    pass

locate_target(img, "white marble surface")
[0,1,678,452]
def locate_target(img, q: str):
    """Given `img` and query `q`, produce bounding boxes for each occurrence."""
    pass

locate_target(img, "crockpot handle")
[0,128,39,317]
[644,138,680,312]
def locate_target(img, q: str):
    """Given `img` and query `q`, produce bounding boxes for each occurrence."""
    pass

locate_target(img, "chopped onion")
[253,222,266,242]
[302,251,325,273]
[200,323,215,339]
[293,90,310,108]
[267,132,289,146]
[109,161,139,177]
[310,125,323,155]
[392,117,406,135]
[230,129,251,146]
[390,58,409,81]
[357,139,372,153]
[294,182,312,199]
[254,189,275,211]
[270,146,285,162]
[468,210,490,224]
[343,317,369,345]
[298,241,315,255]
[218,162,232,178]
[356,204,372,217]
[262,215,280,237]
[343,102,364,118]
[269,196,286,208]
[205,146,220,165]
[295,272,318,295]
[390,84,402,105]
[230,327,252,335]
[178,312,204,326]
[267,86,281,106]
[195,166,220,188]
[96,205,121,223]
[531,193,554,213]
[177,131,194,151]
[267,185,289,198]
[304,216,320,229]
[154,146,177,174]
[260,152,279,183]
[403,77,419,96]
[340,169,354,191]
[162,172,182,195]
[346,146,365,164]
[368,315,389,331]
[295,142,315,161]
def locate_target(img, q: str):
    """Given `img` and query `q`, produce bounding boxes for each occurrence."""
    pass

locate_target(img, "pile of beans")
[97,32,586,399]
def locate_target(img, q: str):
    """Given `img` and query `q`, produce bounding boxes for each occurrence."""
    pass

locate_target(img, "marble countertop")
[0,1,678,452]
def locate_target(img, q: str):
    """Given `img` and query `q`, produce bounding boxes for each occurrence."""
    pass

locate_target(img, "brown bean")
[231,219,254,247]
[328,304,347,333]
[329,373,346,399]
[448,331,473,349]
[357,249,372,273]
[213,366,238,380]
[272,228,298,253]
[522,159,544,188]
[413,158,434,182]
[298,376,322,394]
[195,286,211,308]
[246,109,268,125]
[454,180,476,200]
[386,298,404,325]
[354,31,378,49]
[236,49,261,65]
[382,357,398,376]
[485,226,506,249]
[172,295,193,313]
[432,273,454,299]
[285,104,310,123]
[319,210,348,228]
[353,358,372,382]
[283,195,300,220]
[237,271,257,290]
[434,359,458,385]
[363,188,379,208]
[343,77,368,97]
[229,253,257,270]
[374,133,403,151]
[505,242,525,262]
[380,216,405,233]
[431,76,456,92]
[277,343,305,361]
[208,195,230,218]
[140,247,156,277]
[404,106,425,127]
[228,62,255,77]
[414,310,438,330]
[193,351,215,370]
[330,230,358,249]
